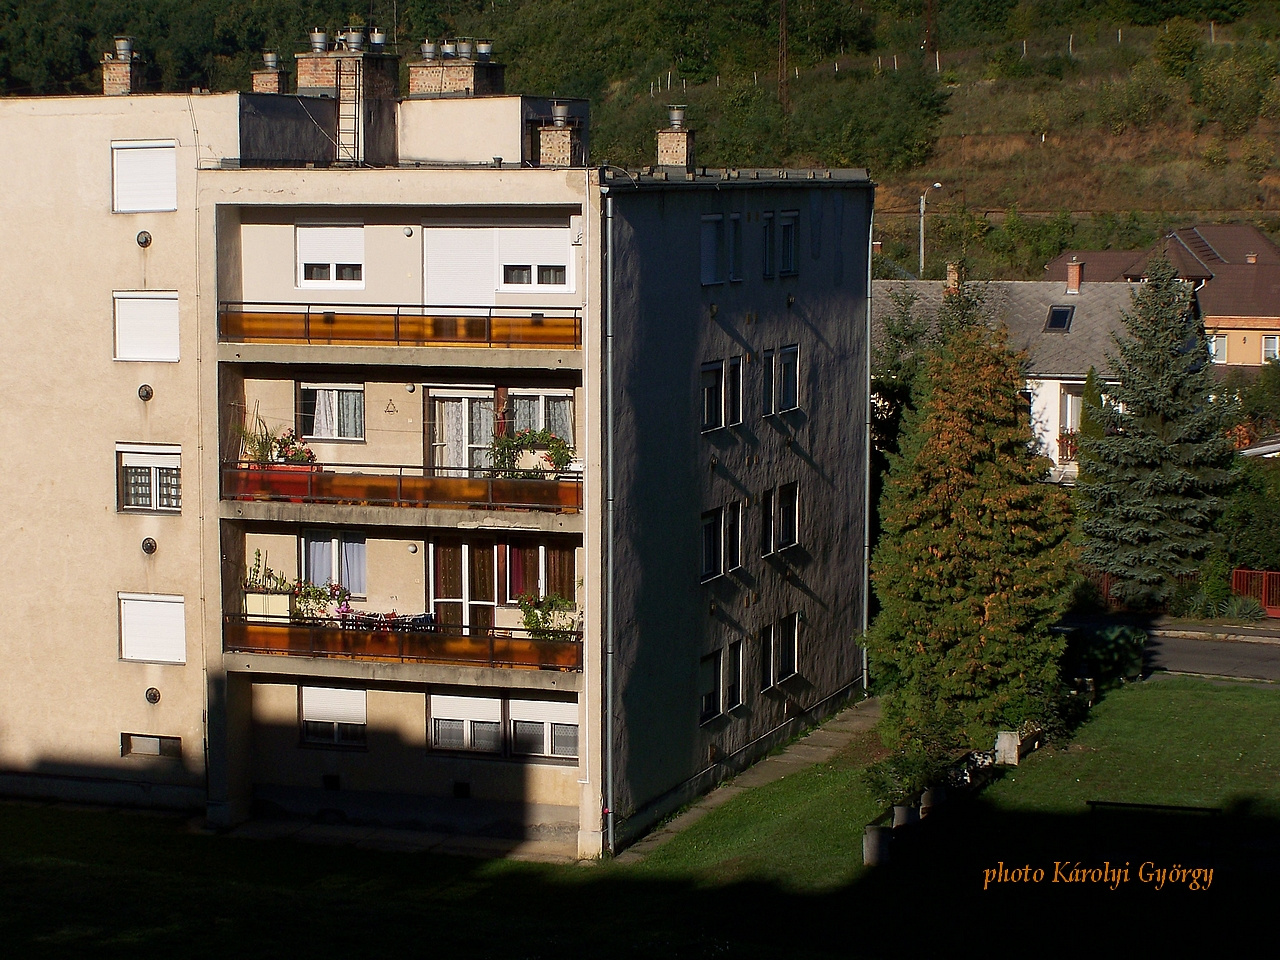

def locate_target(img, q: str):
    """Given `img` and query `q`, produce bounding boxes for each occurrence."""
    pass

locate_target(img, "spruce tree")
[1076,259,1235,605]
[870,294,1074,751]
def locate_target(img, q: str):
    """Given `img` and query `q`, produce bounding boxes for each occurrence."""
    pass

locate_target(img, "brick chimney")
[407,39,505,97]
[102,37,141,95]
[657,105,695,172]
[1247,252,1258,264]
[251,51,284,94]
[1066,256,1084,294]
[538,103,584,167]
[295,29,401,165]
[872,241,883,256]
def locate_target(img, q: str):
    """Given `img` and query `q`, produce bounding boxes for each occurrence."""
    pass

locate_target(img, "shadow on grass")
[1,789,1274,958]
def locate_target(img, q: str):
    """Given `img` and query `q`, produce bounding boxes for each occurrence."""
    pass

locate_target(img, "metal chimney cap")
[667,104,687,129]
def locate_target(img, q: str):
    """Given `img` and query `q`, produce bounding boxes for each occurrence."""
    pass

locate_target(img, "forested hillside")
[4,1,1280,276]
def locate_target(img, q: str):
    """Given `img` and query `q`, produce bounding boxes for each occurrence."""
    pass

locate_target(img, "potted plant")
[243,549,294,620]
[488,428,575,479]
[516,592,577,640]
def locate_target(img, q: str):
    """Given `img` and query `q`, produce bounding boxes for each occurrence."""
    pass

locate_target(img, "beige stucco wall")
[0,94,244,802]
[1204,326,1280,365]
[398,97,526,165]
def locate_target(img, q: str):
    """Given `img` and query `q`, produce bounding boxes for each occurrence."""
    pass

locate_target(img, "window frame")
[429,539,498,628]
[296,223,366,290]
[726,639,743,711]
[1263,335,1279,363]
[778,482,799,550]
[724,501,742,572]
[496,223,574,294]
[121,733,182,759]
[113,290,180,363]
[299,382,366,441]
[508,389,575,444]
[776,613,799,680]
[728,213,744,282]
[506,540,576,605]
[699,650,722,724]
[761,623,775,690]
[116,443,181,513]
[111,140,177,213]
[429,693,503,754]
[301,530,367,598]
[701,361,725,432]
[1207,333,1228,364]
[779,211,799,276]
[727,356,743,426]
[761,488,775,556]
[701,508,724,582]
[777,344,800,412]
[1045,305,1075,332]
[509,698,579,759]
[701,215,726,286]
[762,212,776,279]
[118,593,186,664]
[762,349,776,417]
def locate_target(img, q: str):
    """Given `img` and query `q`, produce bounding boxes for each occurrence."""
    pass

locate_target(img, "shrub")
[1221,594,1266,622]
[1153,17,1203,81]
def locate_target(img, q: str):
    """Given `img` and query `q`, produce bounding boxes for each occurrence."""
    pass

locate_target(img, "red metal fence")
[1231,569,1280,618]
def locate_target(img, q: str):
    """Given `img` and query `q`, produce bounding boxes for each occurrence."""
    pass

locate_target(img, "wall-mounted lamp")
[136,230,152,248]
[405,383,416,393]
[141,537,157,555]
[404,226,414,237]
[408,543,419,554]
[138,384,154,401]
[709,454,719,471]
[145,687,161,704]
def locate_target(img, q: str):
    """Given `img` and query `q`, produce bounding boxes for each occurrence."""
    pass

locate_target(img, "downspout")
[604,191,617,854]
[862,191,875,695]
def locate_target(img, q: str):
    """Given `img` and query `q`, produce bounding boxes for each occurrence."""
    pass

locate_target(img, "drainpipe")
[862,194,874,694]
[604,191,617,853]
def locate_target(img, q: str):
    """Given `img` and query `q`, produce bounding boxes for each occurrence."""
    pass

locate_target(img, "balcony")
[219,301,582,348]
[224,615,583,671]
[1058,431,1079,463]
[221,462,582,512]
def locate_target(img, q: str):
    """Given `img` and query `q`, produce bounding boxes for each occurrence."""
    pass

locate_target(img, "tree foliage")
[1076,259,1235,605]
[870,290,1075,752]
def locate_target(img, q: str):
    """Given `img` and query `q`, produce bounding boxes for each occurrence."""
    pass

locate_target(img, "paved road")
[1145,633,1280,682]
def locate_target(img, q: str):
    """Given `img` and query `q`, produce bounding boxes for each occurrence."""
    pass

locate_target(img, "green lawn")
[2,677,1277,956]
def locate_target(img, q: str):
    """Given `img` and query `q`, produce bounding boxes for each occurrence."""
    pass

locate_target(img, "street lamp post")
[918,181,942,278]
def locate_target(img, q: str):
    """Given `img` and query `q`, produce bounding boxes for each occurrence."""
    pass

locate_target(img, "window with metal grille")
[117,445,181,513]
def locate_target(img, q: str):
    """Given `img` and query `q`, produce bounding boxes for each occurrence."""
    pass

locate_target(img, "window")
[700,650,722,723]
[776,613,798,680]
[112,141,177,213]
[1061,388,1083,434]
[701,362,724,431]
[507,541,576,602]
[1045,305,1075,332]
[498,224,572,291]
[114,292,179,362]
[724,501,742,571]
[303,531,367,596]
[429,393,495,472]
[762,213,776,278]
[726,640,743,710]
[761,488,775,556]
[1264,335,1278,363]
[701,509,723,581]
[778,483,799,549]
[778,345,800,411]
[510,391,574,444]
[1207,334,1227,364]
[301,687,367,747]
[761,624,775,690]
[780,212,799,275]
[121,734,182,759]
[297,224,365,288]
[762,349,776,416]
[728,214,743,281]
[727,356,743,425]
[116,444,181,512]
[430,693,503,752]
[300,384,365,440]
[431,540,497,628]
[509,698,579,758]
[701,215,725,285]
[119,594,185,664]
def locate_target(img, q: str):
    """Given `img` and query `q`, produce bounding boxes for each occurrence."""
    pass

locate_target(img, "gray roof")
[872,279,1139,380]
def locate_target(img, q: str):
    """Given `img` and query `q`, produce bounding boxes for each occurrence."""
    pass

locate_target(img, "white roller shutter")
[119,594,186,663]
[424,227,497,307]
[297,225,365,265]
[116,443,181,469]
[430,692,502,722]
[301,687,367,724]
[115,293,179,362]
[497,226,570,271]
[508,698,577,723]
[112,142,178,213]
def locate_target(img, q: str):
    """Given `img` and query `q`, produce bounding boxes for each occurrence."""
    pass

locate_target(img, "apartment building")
[0,33,872,856]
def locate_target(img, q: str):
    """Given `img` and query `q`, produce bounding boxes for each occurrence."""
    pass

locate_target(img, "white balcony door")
[430,540,496,629]
[428,394,495,475]
[424,227,497,309]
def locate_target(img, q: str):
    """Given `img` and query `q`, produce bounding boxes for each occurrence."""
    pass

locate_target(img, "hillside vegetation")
[5,2,1280,275]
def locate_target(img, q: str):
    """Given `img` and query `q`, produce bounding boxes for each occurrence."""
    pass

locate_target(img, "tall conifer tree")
[870,293,1074,751]
[1076,259,1234,605]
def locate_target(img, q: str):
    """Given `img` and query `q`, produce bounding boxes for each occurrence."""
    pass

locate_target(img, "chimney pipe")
[667,104,686,130]
[1066,257,1084,294]
[308,28,327,53]
[1246,252,1258,264]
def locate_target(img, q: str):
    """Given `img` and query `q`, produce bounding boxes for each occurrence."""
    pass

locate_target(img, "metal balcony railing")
[1058,431,1079,463]
[221,461,583,512]
[223,614,583,671]
[218,301,582,348]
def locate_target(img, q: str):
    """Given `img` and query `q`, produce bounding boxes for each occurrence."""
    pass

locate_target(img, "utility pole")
[778,0,789,112]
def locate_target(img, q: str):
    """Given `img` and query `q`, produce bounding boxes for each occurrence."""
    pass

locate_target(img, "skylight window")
[1045,305,1075,332]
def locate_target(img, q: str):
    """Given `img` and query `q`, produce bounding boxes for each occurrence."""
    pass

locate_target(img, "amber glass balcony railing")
[224,615,583,671]
[219,301,582,348]
[221,462,582,512]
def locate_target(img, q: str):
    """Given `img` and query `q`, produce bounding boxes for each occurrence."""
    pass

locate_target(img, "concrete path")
[615,697,881,864]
